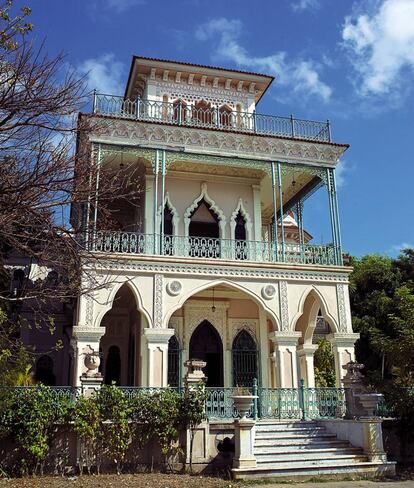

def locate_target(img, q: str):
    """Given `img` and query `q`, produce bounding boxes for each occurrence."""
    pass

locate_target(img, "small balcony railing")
[90,231,341,266]
[92,93,332,143]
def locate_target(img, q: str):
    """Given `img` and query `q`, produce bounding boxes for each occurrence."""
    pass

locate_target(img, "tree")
[0,1,141,383]
[314,338,336,388]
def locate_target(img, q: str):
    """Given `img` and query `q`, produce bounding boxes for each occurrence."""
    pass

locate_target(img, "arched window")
[162,205,174,256]
[189,199,220,258]
[234,211,247,260]
[219,105,233,127]
[193,100,213,126]
[35,355,56,386]
[189,320,223,387]
[105,345,121,385]
[167,335,180,388]
[232,330,257,387]
[172,99,187,123]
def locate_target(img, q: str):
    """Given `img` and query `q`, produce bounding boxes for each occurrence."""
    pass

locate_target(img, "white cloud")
[389,242,414,255]
[195,17,332,103]
[102,0,146,13]
[291,0,320,12]
[335,159,352,189]
[342,0,414,97]
[78,54,125,95]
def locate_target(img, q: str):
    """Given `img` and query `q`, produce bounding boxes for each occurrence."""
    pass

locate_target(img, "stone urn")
[232,395,258,419]
[357,393,383,418]
[83,351,101,377]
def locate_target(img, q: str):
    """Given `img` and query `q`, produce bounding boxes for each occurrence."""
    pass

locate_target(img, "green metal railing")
[92,93,332,143]
[90,231,341,266]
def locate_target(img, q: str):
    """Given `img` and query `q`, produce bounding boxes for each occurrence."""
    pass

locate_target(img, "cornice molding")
[91,119,346,166]
[85,257,350,283]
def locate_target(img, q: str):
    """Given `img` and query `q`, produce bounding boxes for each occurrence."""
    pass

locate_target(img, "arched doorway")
[100,284,142,386]
[234,210,247,260]
[189,320,223,386]
[232,330,258,387]
[189,199,220,258]
[167,335,180,388]
[35,355,56,385]
[163,204,174,255]
[105,345,121,385]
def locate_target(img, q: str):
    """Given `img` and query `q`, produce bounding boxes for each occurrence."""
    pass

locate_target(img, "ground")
[1,474,414,488]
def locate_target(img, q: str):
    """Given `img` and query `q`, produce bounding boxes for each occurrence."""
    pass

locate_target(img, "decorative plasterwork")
[166,280,182,296]
[279,281,289,331]
[157,192,180,236]
[228,319,259,350]
[183,182,227,238]
[230,198,253,241]
[153,274,163,328]
[89,258,350,283]
[261,284,277,300]
[94,119,346,166]
[183,301,229,347]
[336,283,348,333]
[168,316,183,345]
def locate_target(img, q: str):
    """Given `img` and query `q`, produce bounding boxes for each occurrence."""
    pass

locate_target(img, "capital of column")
[72,326,105,343]
[269,331,302,346]
[143,327,175,346]
[297,344,318,357]
[327,332,360,348]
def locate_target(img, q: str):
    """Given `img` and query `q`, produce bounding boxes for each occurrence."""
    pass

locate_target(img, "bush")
[0,385,71,475]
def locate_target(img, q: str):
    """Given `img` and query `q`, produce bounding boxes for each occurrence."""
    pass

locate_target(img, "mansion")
[19,56,359,390]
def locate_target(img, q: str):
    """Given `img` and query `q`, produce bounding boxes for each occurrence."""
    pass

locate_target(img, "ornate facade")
[69,56,358,389]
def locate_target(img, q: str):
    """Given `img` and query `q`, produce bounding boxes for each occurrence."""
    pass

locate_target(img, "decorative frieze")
[279,281,289,331]
[153,274,163,328]
[94,120,345,166]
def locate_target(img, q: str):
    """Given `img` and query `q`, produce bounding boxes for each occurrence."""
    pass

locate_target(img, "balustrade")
[93,93,331,142]
[90,231,340,265]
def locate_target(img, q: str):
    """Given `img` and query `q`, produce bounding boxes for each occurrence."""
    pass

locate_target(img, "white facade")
[70,56,358,389]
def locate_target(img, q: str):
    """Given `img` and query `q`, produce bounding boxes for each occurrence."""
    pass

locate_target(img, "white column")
[143,328,175,387]
[269,331,301,388]
[297,344,318,388]
[258,309,269,387]
[71,328,105,387]
[144,174,155,235]
[252,184,262,242]
[328,333,360,386]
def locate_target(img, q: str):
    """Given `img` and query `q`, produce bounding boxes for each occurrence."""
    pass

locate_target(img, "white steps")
[232,420,396,480]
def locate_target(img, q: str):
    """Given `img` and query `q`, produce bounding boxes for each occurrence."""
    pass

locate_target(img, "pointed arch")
[94,280,152,329]
[232,329,258,386]
[219,104,233,127]
[164,279,279,331]
[184,183,226,238]
[230,198,253,241]
[157,192,180,236]
[292,286,338,344]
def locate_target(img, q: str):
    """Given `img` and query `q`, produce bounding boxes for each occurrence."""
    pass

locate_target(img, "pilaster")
[269,331,301,388]
[143,327,175,386]
[328,333,360,386]
[297,344,318,387]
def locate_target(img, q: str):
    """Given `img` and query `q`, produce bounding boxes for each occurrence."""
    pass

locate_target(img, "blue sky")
[24,0,414,257]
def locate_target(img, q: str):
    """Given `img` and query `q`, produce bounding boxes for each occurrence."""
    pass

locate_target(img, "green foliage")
[314,339,336,388]
[350,249,414,438]
[96,384,133,474]
[72,394,102,475]
[130,389,182,469]
[0,385,70,475]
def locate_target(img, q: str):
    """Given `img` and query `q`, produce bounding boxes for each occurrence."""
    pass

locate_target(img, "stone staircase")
[232,420,396,480]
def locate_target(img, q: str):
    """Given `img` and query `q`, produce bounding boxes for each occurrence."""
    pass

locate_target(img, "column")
[71,328,105,387]
[258,309,269,387]
[252,184,262,242]
[276,161,285,260]
[144,174,155,235]
[269,331,301,388]
[270,161,279,261]
[143,328,175,387]
[297,344,318,387]
[328,333,360,386]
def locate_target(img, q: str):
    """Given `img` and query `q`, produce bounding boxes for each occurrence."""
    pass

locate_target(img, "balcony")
[89,231,341,266]
[92,93,332,143]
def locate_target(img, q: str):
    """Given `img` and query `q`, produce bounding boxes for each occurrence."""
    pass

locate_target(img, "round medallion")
[166,280,182,296]
[262,284,276,300]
